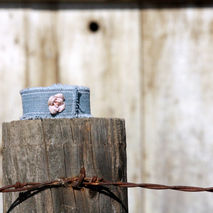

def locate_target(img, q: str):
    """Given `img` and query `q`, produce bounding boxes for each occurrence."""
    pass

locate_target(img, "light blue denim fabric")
[20,84,92,120]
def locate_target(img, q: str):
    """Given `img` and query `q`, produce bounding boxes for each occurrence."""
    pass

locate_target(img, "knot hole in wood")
[88,21,100,33]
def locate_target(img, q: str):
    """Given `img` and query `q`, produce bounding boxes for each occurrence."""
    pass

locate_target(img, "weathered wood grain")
[0,10,25,129]
[141,9,213,213]
[2,118,127,213]
[57,9,142,212]
[24,10,59,87]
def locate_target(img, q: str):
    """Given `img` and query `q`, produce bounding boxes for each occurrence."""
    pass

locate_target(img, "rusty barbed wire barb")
[4,168,213,212]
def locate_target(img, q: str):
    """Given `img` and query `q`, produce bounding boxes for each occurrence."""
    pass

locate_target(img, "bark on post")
[2,118,128,213]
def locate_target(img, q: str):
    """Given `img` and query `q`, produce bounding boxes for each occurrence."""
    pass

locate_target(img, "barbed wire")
[3,167,213,212]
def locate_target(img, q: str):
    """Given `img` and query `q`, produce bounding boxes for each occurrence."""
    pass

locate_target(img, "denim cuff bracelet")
[20,84,92,120]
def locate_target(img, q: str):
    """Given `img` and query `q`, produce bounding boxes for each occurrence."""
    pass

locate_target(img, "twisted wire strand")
[4,168,213,212]
[2,168,213,193]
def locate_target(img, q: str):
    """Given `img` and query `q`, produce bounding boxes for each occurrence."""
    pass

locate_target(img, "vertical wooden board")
[57,9,142,212]
[24,10,59,87]
[0,9,26,135]
[142,9,213,213]
[0,10,27,213]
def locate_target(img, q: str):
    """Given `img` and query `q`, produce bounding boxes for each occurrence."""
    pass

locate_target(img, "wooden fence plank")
[57,9,142,213]
[0,10,26,123]
[141,8,213,213]
[24,10,59,87]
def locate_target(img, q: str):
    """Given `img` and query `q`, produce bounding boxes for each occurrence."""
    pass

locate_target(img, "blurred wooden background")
[1,1,213,212]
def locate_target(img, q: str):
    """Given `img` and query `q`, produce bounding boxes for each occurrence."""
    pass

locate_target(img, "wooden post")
[2,118,128,213]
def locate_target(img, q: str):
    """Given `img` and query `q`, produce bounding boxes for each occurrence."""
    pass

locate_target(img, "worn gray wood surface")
[141,9,213,213]
[2,118,128,213]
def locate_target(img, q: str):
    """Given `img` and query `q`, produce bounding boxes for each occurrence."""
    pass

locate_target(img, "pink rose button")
[48,93,65,115]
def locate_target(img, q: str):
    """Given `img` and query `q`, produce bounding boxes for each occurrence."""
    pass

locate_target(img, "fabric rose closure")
[48,93,65,115]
